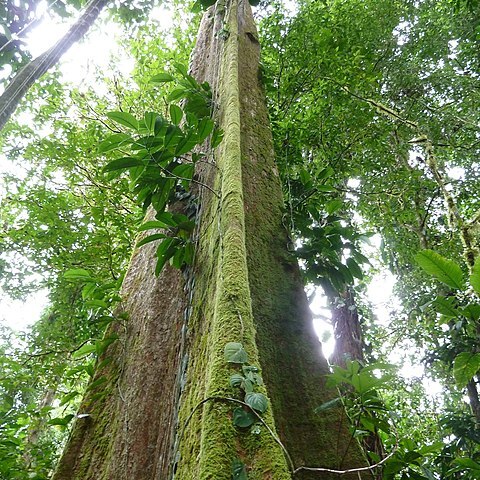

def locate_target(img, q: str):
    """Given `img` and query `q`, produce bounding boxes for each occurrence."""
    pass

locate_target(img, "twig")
[150,156,220,198]
[21,338,92,364]
[292,446,397,476]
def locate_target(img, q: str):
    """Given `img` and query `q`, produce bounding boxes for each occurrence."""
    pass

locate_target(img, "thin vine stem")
[177,395,399,477]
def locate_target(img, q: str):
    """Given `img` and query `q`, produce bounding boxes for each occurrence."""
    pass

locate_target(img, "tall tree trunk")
[52,1,367,479]
[0,0,108,131]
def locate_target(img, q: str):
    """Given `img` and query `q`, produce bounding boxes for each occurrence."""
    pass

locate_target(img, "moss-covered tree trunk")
[52,1,367,479]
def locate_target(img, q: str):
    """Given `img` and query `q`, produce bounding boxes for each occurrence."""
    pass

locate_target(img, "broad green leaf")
[107,111,139,130]
[184,92,210,117]
[360,415,391,434]
[95,335,118,355]
[200,81,211,93]
[232,460,248,480]
[418,442,444,455]
[173,63,189,77]
[317,184,336,192]
[453,352,480,387]
[176,220,195,233]
[103,157,144,172]
[85,299,108,309]
[415,250,465,290]
[155,238,180,275]
[299,168,311,185]
[325,199,343,215]
[314,397,342,413]
[431,296,459,319]
[163,125,182,150]
[86,376,108,392]
[346,257,363,279]
[154,115,167,136]
[172,213,190,224]
[459,303,480,320]
[138,221,173,231]
[132,136,163,151]
[97,133,132,153]
[353,251,370,265]
[85,363,95,377]
[136,233,167,248]
[336,262,354,284]
[232,407,256,428]
[470,257,480,295]
[172,163,194,181]
[129,165,146,184]
[81,282,97,300]
[211,128,224,148]
[244,379,255,393]
[48,414,74,426]
[355,417,375,436]
[150,180,174,214]
[244,392,268,413]
[64,268,92,281]
[197,117,214,142]
[453,458,480,471]
[59,391,80,406]
[171,245,185,269]
[144,112,158,134]
[230,373,245,388]
[175,129,199,156]
[242,366,262,387]
[168,88,186,102]
[351,370,386,394]
[150,72,175,83]
[170,104,183,125]
[151,150,174,168]
[316,166,335,180]
[72,343,97,359]
[224,342,248,363]
[155,212,177,226]
[362,362,397,373]
[183,241,194,265]
[191,0,203,12]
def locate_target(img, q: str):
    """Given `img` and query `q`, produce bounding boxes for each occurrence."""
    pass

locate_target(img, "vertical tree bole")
[52,1,367,479]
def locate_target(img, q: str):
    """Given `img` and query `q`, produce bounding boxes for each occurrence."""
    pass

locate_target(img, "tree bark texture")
[467,378,480,426]
[51,245,188,479]
[52,1,367,479]
[330,288,364,367]
[0,0,108,131]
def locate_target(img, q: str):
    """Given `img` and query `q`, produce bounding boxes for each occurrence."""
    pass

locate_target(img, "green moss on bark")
[52,352,120,480]
[175,0,291,478]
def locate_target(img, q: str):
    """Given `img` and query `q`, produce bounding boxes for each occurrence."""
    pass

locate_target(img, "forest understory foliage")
[0,0,480,478]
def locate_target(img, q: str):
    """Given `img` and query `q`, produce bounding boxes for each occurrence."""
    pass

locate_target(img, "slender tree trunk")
[467,378,480,425]
[23,386,57,469]
[330,287,364,367]
[0,0,108,130]
[327,287,385,472]
[52,1,367,479]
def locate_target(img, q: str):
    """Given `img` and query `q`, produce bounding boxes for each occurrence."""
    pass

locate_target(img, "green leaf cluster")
[224,342,267,429]
[100,65,222,275]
